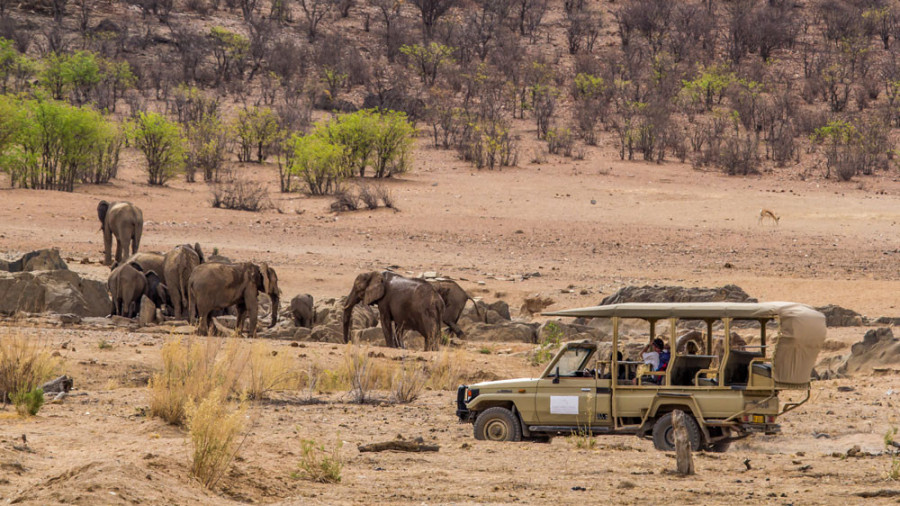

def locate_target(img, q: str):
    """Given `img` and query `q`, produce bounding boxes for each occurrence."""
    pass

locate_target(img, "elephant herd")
[99,200,482,348]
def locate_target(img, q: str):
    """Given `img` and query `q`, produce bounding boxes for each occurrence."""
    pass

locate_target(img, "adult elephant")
[428,278,483,338]
[188,262,280,338]
[290,294,314,328]
[163,243,204,319]
[97,200,143,266]
[342,271,444,351]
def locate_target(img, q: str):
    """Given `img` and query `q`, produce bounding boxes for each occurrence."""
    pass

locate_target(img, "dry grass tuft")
[243,342,300,400]
[391,359,427,403]
[148,337,246,425]
[294,434,343,483]
[427,348,466,391]
[0,332,59,405]
[187,388,248,489]
[343,344,378,403]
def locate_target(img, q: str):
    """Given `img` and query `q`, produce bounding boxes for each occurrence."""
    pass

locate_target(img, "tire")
[651,412,702,451]
[473,407,523,442]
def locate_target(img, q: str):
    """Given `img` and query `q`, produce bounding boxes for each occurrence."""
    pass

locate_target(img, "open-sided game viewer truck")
[456,302,826,451]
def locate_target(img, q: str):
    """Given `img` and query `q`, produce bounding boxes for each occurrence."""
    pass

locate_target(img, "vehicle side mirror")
[552,366,560,384]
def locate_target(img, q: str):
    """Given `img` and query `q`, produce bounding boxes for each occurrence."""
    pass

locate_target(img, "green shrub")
[12,387,44,417]
[284,133,350,195]
[130,111,185,185]
[233,106,282,163]
[321,110,378,177]
[294,435,343,483]
[371,110,415,178]
[209,26,249,83]
[38,51,134,110]
[1,96,113,191]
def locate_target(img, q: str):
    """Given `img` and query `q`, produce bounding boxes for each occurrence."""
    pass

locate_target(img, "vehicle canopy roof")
[544,302,826,386]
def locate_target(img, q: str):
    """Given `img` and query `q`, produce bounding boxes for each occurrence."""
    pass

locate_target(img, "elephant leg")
[247,300,258,339]
[235,304,247,337]
[171,290,183,320]
[379,314,396,348]
[447,321,465,338]
[115,237,125,264]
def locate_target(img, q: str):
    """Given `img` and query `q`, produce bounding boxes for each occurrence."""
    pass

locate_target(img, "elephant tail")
[187,282,196,324]
[468,296,484,321]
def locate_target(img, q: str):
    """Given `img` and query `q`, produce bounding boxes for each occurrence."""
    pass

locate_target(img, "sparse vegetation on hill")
[0,0,899,190]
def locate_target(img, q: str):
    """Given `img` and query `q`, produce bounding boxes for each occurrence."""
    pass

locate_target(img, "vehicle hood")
[468,378,539,390]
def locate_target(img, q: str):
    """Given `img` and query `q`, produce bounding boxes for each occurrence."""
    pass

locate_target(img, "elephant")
[163,243,204,319]
[108,262,147,318]
[143,269,170,314]
[428,278,483,338]
[117,252,165,277]
[188,262,280,338]
[97,200,143,266]
[108,262,171,318]
[342,271,444,351]
[290,294,314,328]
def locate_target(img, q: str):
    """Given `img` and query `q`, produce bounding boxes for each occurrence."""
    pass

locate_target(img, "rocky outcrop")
[0,249,68,273]
[834,328,899,376]
[815,305,863,327]
[520,295,555,316]
[537,320,609,344]
[599,284,756,305]
[462,322,538,343]
[0,270,110,317]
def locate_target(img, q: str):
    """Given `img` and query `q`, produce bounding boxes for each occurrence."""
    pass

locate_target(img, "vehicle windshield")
[549,347,593,377]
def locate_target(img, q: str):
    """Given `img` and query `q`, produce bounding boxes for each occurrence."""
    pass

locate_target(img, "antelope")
[758,208,780,226]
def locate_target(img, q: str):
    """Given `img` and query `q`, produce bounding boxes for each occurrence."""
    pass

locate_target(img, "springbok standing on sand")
[758,208,780,226]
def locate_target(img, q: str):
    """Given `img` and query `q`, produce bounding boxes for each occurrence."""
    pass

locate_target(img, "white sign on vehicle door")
[549,395,579,415]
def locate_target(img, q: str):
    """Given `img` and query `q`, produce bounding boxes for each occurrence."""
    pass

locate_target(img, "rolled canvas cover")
[772,304,826,385]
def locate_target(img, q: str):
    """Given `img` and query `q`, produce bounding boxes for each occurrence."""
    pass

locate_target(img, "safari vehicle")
[456,302,825,451]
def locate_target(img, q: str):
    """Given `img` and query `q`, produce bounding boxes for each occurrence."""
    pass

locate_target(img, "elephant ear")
[193,243,205,264]
[363,272,385,305]
[260,263,271,295]
[97,200,110,228]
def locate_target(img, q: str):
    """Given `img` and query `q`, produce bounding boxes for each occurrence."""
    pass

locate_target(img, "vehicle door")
[534,346,606,426]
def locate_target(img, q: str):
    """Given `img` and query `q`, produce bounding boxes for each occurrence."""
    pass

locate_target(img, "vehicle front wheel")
[473,407,523,442]
[651,412,702,451]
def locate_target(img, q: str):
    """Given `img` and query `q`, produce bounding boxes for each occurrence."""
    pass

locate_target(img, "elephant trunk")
[342,295,358,344]
[269,292,279,328]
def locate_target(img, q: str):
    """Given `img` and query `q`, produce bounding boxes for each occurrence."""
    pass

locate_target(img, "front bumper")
[456,385,475,422]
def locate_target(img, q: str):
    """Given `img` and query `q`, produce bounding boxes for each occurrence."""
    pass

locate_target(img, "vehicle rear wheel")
[651,412,702,451]
[474,407,522,442]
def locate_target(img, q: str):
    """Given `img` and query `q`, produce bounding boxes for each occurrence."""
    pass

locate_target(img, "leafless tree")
[411,0,459,40]
[299,0,331,41]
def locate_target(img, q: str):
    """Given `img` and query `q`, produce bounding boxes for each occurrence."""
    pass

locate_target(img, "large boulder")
[815,305,863,327]
[461,301,510,325]
[0,248,68,272]
[537,320,609,344]
[464,322,538,343]
[837,327,899,375]
[0,270,109,317]
[599,284,756,305]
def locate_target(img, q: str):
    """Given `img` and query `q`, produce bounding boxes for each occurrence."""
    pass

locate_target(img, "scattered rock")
[138,296,156,326]
[815,304,863,327]
[463,322,537,343]
[520,295,554,316]
[57,314,82,325]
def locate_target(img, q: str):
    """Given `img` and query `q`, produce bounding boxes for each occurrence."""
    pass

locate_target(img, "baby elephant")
[290,294,314,328]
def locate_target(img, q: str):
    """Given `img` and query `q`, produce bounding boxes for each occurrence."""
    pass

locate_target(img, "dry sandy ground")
[1,137,900,504]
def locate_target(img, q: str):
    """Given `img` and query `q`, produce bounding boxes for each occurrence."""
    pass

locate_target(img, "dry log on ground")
[357,441,440,453]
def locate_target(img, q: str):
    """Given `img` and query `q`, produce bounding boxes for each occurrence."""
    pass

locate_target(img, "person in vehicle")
[634,338,667,385]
